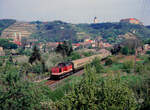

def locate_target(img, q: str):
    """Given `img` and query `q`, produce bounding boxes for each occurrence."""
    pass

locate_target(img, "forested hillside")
[1,19,150,44]
[30,21,150,43]
[0,19,16,35]
[77,22,150,43]
[30,21,77,42]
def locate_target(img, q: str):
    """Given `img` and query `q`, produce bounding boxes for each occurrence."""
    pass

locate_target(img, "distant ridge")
[1,19,150,44]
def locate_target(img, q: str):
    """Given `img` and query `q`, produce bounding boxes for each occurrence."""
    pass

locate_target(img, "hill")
[77,22,150,43]
[0,19,16,35]
[1,21,37,40]
[1,19,150,43]
[30,21,150,43]
[30,21,77,42]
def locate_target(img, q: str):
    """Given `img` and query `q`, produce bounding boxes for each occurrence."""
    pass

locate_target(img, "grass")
[121,74,143,85]
[106,63,123,71]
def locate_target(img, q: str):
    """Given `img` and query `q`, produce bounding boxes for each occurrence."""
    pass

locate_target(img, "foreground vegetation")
[1,52,150,109]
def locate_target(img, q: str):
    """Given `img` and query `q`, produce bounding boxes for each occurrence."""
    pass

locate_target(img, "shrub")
[129,49,135,55]
[0,60,3,66]
[83,52,93,57]
[66,52,81,61]
[135,63,150,74]
[121,46,129,55]
[90,57,104,73]
[97,77,137,110]
[122,61,134,73]
[31,64,43,74]
[146,51,150,55]
[55,66,138,110]
[0,66,44,110]
[105,58,113,66]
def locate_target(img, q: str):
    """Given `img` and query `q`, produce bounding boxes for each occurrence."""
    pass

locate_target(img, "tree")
[0,68,43,110]
[0,38,18,49]
[56,41,73,58]
[29,45,41,64]
[29,45,46,73]
[111,44,121,55]
[121,46,129,55]
[56,43,65,57]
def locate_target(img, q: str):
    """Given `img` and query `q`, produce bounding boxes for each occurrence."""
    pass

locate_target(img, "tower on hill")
[94,17,99,24]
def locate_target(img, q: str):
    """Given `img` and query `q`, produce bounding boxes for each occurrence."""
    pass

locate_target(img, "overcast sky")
[0,0,150,25]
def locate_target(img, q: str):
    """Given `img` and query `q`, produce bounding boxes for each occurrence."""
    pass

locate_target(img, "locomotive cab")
[51,62,73,79]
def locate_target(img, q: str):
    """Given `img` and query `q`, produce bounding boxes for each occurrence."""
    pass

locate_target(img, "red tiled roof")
[14,41,22,46]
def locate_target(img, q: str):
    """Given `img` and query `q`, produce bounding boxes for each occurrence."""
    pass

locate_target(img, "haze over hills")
[1,19,150,44]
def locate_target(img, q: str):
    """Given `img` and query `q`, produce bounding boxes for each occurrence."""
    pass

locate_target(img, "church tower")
[94,17,98,23]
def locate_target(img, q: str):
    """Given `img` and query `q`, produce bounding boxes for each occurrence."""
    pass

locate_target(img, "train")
[51,50,111,80]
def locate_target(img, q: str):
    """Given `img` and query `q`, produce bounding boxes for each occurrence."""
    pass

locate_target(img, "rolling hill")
[1,19,150,44]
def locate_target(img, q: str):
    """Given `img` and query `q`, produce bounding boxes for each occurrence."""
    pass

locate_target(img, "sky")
[0,0,150,25]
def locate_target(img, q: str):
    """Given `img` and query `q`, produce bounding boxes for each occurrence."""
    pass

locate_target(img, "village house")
[95,40,112,48]
[46,42,58,51]
[72,43,80,50]
[144,44,150,50]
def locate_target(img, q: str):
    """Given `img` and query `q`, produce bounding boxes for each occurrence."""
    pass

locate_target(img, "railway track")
[45,80,58,85]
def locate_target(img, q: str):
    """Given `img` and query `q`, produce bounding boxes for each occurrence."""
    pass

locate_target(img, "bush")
[105,58,113,66]
[83,52,93,57]
[122,61,134,73]
[31,64,43,74]
[66,52,81,61]
[0,60,3,66]
[56,66,138,110]
[127,74,150,110]
[121,46,129,55]
[90,57,104,73]
[146,51,150,55]
[0,65,44,110]
[97,78,137,110]
[129,49,135,55]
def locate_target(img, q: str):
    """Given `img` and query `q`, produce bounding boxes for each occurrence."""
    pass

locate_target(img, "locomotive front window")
[59,68,62,72]
[58,63,65,67]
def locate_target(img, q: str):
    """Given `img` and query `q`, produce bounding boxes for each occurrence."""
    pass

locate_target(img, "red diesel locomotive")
[51,62,74,79]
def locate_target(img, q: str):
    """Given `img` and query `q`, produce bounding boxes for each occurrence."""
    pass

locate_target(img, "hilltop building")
[94,17,99,24]
[120,18,143,25]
